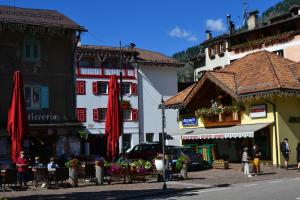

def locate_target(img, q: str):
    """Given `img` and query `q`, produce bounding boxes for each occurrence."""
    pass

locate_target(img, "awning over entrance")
[181,123,272,140]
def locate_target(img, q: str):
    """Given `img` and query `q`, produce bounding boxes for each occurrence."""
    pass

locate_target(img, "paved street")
[147,177,300,200]
[1,164,300,200]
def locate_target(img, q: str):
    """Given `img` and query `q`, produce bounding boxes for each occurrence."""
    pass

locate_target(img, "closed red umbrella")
[105,75,120,161]
[7,71,28,163]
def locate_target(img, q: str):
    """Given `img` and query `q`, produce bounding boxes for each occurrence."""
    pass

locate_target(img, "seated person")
[47,157,59,170]
[33,156,45,169]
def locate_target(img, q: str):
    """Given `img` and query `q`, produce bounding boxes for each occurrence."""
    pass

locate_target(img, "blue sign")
[182,117,197,126]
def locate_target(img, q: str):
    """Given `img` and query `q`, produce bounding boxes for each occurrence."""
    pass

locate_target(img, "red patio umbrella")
[7,71,28,163]
[105,75,120,161]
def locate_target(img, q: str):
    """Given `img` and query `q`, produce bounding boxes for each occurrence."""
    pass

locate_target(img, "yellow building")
[165,51,300,166]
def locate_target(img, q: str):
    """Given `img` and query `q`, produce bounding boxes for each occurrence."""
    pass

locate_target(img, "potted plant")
[176,155,190,180]
[65,158,81,187]
[120,100,131,109]
[154,153,165,171]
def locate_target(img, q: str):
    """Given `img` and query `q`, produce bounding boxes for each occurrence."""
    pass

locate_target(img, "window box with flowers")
[195,101,243,127]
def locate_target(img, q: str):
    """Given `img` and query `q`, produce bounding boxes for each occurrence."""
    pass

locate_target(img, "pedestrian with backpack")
[280,138,290,170]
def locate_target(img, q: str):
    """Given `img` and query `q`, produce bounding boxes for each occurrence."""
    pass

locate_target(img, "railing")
[76,66,136,78]
[203,111,240,127]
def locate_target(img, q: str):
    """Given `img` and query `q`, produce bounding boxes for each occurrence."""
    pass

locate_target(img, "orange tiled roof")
[165,50,300,108]
[223,50,300,94]
[164,84,195,108]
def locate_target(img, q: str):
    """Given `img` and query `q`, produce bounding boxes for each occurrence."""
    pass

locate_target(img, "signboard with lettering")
[250,105,267,118]
[27,111,60,123]
[182,116,197,126]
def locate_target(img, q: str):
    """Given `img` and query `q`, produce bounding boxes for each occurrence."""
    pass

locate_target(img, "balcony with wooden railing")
[76,66,136,79]
[203,111,240,127]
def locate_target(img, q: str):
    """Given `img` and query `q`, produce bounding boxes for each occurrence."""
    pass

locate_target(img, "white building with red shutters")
[75,45,182,156]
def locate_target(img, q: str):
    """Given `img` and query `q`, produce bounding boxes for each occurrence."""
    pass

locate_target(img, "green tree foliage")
[173,45,202,82]
[262,0,300,19]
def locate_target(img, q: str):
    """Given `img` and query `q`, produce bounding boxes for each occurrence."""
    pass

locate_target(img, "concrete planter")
[95,165,104,185]
[69,167,79,187]
[154,160,164,171]
[180,163,188,180]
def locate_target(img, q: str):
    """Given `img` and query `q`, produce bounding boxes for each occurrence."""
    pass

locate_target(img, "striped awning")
[181,123,272,140]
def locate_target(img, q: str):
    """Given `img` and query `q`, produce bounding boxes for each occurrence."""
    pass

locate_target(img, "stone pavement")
[1,164,300,200]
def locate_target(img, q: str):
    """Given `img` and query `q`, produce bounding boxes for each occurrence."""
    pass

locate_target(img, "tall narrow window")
[76,81,86,95]
[23,35,40,61]
[76,108,86,122]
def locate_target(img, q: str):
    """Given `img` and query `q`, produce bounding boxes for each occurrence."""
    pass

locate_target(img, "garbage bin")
[198,144,216,166]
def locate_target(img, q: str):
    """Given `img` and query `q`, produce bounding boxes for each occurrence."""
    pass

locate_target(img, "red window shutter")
[76,81,86,95]
[132,109,138,121]
[92,82,98,94]
[131,83,137,95]
[93,109,99,122]
[76,108,86,122]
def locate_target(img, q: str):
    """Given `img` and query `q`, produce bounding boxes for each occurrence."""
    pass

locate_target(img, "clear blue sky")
[1,0,281,56]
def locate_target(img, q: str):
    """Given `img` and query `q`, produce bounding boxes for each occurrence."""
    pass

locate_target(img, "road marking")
[196,187,230,194]
[267,180,282,184]
[242,183,258,187]
[295,197,300,200]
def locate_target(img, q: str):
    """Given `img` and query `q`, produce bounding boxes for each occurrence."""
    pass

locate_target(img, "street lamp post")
[119,41,136,156]
[161,97,167,190]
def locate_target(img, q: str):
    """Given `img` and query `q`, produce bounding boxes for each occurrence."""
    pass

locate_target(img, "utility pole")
[119,41,124,156]
[161,96,167,190]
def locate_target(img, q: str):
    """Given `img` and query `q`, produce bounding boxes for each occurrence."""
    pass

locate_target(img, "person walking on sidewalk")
[252,144,261,176]
[297,142,300,171]
[280,138,290,170]
[242,147,252,177]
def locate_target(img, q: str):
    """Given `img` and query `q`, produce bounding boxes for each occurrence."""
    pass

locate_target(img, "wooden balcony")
[203,111,241,128]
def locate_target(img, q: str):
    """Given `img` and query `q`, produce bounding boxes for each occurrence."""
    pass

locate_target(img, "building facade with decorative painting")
[76,45,182,156]
[0,6,85,164]
[165,51,300,166]
[194,5,300,80]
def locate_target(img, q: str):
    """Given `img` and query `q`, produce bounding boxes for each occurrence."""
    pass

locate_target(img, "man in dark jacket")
[281,138,290,170]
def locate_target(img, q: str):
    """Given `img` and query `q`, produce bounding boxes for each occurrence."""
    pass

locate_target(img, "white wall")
[138,65,180,144]
[76,77,139,151]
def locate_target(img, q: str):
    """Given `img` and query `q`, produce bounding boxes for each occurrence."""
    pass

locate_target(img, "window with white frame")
[123,134,132,151]
[123,109,132,121]
[98,82,108,94]
[24,85,49,110]
[122,83,131,95]
[146,133,154,143]
[99,108,107,121]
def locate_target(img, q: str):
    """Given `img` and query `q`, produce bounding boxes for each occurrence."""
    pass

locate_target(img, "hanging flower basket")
[120,100,131,109]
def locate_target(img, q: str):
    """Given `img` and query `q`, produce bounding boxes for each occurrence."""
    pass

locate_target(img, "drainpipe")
[265,100,279,167]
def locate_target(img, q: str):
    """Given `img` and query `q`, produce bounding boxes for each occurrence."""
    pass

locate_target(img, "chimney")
[226,14,231,34]
[289,5,300,16]
[205,30,212,40]
[247,10,259,30]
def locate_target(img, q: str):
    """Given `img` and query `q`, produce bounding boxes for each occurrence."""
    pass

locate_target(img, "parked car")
[167,146,205,170]
[126,142,162,161]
